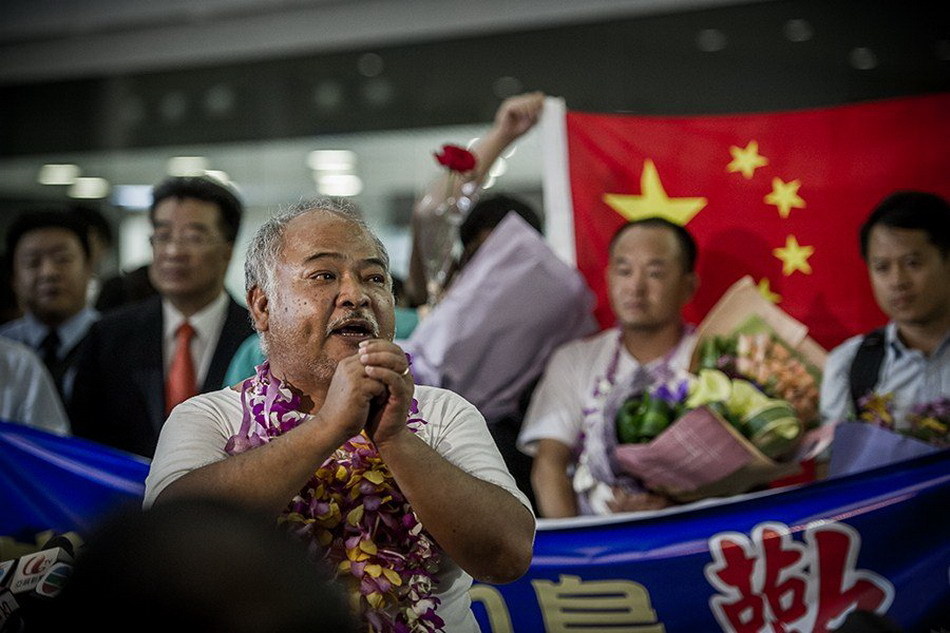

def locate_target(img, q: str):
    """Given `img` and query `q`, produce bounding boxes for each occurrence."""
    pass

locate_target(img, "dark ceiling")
[1,0,947,157]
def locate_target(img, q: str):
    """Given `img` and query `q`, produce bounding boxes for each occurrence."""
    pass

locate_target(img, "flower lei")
[225,362,445,633]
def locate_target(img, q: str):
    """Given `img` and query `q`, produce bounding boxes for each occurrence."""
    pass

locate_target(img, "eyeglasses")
[149,232,224,250]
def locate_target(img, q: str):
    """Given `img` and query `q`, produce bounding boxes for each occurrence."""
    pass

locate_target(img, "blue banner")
[0,421,148,540]
[2,420,947,632]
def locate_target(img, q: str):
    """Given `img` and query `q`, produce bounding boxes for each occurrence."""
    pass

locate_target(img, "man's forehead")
[283,212,384,261]
[869,225,933,249]
[16,228,82,252]
[153,197,221,222]
[611,225,681,259]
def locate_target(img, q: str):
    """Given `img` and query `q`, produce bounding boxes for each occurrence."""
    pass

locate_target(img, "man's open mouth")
[328,318,378,340]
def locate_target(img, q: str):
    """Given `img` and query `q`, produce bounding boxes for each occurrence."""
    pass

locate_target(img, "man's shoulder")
[549,328,617,362]
[86,297,162,352]
[182,387,241,409]
[415,383,467,404]
[168,388,243,424]
[97,295,161,327]
[828,330,879,365]
[0,337,43,373]
[0,317,28,338]
[414,384,480,416]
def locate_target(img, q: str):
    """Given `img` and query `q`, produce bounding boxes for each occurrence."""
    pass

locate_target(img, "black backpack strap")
[848,327,887,415]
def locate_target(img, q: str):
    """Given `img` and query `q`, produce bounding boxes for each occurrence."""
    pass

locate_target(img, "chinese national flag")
[565,93,950,350]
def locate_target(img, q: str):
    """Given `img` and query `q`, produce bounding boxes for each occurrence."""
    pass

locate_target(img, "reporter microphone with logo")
[0,533,78,632]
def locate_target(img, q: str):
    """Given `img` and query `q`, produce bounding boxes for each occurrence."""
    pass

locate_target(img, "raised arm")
[405,91,545,306]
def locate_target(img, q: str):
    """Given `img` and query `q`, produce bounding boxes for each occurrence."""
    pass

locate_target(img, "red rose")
[434,144,477,172]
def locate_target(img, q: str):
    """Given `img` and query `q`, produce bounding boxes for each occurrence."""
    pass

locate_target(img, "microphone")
[3,542,74,596]
[0,533,80,632]
[0,588,24,633]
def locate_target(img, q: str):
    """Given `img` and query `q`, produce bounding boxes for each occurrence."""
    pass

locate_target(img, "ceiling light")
[68,177,111,199]
[111,185,153,209]
[37,163,80,185]
[167,156,209,176]
[307,150,357,172]
[316,173,363,197]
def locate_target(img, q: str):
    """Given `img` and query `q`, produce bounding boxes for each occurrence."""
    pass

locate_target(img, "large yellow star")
[727,140,769,179]
[764,177,806,218]
[773,235,814,276]
[603,159,707,225]
[756,277,782,303]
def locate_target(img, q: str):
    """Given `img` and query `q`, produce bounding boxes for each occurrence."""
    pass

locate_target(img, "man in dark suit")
[70,176,254,457]
[1,211,99,405]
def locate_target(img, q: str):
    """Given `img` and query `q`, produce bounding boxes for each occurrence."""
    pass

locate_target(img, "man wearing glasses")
[70,177,254,457]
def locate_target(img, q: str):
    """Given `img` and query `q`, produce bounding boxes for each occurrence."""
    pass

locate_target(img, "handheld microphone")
[0,536,78,633]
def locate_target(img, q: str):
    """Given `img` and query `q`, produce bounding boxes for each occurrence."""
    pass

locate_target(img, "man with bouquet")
[820,191,950,445]
[517,218,699,517]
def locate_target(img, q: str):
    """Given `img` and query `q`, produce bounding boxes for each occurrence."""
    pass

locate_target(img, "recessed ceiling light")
[849,47,878,70]
[696,29,728,52]
[111,185,153,209]
[37,163,81,185]
[307,150,357,172]
[167,156,210,176]
[316,173,363,197]
[68,177,110,199]
[783,19,814,43]
[357,53,384,78]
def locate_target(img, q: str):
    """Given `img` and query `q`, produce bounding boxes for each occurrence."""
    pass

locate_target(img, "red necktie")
[165,321,197,415]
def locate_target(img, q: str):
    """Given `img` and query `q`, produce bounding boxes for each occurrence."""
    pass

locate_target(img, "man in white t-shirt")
[518,218,700,517]
[145,199,534,632]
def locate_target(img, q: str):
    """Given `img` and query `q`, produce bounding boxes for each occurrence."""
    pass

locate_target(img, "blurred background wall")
[1,0,947,296]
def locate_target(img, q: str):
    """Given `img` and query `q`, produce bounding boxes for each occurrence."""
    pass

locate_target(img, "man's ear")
[247,285,269,332]
[683,272,699,304]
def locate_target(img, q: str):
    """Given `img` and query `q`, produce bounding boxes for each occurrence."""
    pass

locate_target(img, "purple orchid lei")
[226,361,445,633]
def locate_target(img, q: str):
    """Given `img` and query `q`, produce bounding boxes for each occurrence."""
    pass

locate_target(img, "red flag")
[565,93,950,350]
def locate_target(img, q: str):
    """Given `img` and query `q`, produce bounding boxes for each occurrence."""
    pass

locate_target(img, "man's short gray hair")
[244,197,390,298]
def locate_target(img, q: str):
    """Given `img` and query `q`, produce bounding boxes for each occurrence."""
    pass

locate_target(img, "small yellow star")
[756,277,782,303]
[764,177,806,219]
[773,235,815,276]
[603,159,707,225]
[727,140,769,179]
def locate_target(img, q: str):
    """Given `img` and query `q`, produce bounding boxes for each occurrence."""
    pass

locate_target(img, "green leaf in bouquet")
[706,400,745,432]
[616,397,644,444]
[746,401,802,459]
[699,337,722,370]
[637,394,672,441]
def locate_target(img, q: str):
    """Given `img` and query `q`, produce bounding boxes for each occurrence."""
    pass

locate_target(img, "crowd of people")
[1,91,947,630]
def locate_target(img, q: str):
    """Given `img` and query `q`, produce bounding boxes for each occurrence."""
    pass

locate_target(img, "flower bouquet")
[414,144,480,309]
[829,395,949,477]
[602,367,803,503]
[690,276,825,427]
